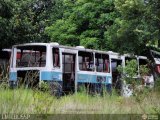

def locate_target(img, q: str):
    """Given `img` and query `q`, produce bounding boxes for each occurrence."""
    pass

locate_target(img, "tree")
[45,0,117,49]
[106,0,160,55]
[0,0,64,49]
[1,0,160,57]
[105,0,145,54]
[0,0,14,49]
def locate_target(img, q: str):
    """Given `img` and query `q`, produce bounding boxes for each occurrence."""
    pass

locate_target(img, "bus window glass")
[53,48,60,68]
[95,53,110,72]
[78,51,94,71]
[16,46,46,67]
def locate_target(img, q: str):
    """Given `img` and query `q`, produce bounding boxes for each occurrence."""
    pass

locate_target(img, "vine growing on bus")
[117,59,149,91]
[117,59,138,85]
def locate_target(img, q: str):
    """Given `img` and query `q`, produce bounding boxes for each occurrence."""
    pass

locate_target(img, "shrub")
[154,78,160,91]
[39,81,50,92]
[117,59,150,95]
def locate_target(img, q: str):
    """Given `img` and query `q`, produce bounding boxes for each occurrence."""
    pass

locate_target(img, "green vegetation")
[0,0,160,56]
[117,60,138,84]
[0,61,159,114]
[0,87,160,114]
[1,0,160,117]
[0,0,63,49]
[117,59,149,85]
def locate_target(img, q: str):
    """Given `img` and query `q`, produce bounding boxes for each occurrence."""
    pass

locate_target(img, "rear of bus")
[9,43,48,87]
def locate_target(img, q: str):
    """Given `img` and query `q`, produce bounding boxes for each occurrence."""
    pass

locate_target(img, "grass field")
[0,87,160,114]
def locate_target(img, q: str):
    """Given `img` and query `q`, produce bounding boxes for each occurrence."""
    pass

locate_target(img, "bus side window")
[95,53,110,73]
[78,51,94,71]
[53,48,60,68]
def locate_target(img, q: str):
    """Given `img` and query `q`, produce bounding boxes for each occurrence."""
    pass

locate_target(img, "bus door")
[95,53,111,93]
[62,53,76,94]
[111,59,122,91]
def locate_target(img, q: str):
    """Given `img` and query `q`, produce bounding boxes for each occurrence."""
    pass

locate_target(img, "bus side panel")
[9,71,17,81]
[40,71,62,81]
[77,73,112,84]
[9,70,17,88]
[77,72,112,92]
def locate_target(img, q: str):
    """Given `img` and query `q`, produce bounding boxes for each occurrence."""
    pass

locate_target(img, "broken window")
[62,54,74,73]
[111,59,122,73]
[125,57,136,65]
[78,51,94,71]
[95,53,110,72]
[16,46,46,67]
[139,58,150,74]
[139,59,148,66]
[125,56,138,75]
[53,48,60,68]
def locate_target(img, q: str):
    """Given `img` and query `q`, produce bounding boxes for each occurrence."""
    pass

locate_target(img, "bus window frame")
[95,53,110,73]
[15,45,47,68]
[78,51,95,72]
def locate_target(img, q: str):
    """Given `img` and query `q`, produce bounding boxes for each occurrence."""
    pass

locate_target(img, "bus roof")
[13,42,120,55]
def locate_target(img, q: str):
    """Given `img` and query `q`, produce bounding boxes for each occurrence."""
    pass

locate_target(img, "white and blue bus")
[9,43,113,95]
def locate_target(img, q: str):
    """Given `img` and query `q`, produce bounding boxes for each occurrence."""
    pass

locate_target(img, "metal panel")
[41,71,62,81]
[9,72,17,81]
[77,73,112,84]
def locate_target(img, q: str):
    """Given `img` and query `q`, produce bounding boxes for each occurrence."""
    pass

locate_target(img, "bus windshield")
[16,45,46,67]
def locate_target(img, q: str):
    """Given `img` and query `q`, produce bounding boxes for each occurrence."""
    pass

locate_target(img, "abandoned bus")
[0,49,11,81]
[9,43,112,95]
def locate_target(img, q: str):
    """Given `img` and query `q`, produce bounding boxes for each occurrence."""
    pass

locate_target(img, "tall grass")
[0,87,160,114]
[0,67,160,114]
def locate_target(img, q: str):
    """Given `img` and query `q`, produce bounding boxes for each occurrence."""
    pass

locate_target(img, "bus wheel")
[49,82,62,98]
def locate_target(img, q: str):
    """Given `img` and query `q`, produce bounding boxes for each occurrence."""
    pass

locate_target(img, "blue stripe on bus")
[77,74,112,84]
[9,72,17,81]
[77,83,112,92]
[41,71,62,81]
